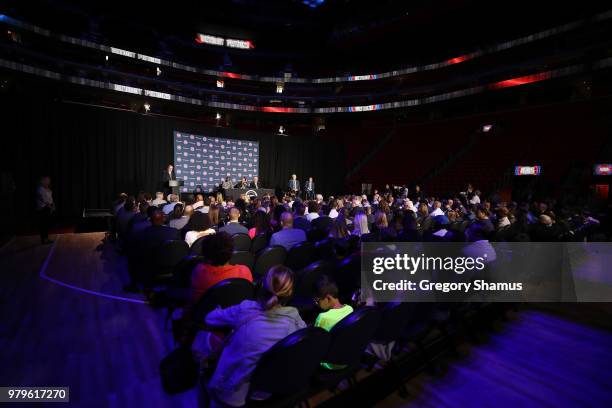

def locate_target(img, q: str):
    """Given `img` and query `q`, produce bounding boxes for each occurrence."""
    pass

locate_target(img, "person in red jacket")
[190,231,252,304]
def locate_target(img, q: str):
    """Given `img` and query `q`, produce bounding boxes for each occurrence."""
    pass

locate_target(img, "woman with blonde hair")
[198,265,305,407]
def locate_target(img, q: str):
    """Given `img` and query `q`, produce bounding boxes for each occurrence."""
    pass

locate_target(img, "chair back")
[294,260,334,299]
[324,307,381,366]
[172,254,204,288]
[250,233,269,254]
[193,278,255,323]
[189,235,208,255]
[229,250,255,271]
[285,241,316,271]
[232,233,252,252]
[253,245,287,278]
[155,240,190,271]
[250,327,330,395]
[371,302,416,344]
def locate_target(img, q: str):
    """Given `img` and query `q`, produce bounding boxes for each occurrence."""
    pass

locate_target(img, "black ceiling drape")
[0,95,345,218]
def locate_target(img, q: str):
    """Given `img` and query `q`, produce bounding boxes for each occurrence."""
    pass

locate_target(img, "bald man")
[219,207,249,235]
[269,212,307,251]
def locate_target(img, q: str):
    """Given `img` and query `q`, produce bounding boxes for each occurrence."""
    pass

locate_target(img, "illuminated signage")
[594,164,612,176]
[514,166,542,176]
[196,33,254,49]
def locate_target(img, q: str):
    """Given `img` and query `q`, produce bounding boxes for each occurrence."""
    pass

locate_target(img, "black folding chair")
[253,246,287,279]
[315,307,381,387]
[285,241,316,271]
[232,233,252,252]
[192,278,255,324]
[248,327,330,406]
[151,240,190,284]
[229,250,255,271]
[251,233,269,254]
[189,235,208,255]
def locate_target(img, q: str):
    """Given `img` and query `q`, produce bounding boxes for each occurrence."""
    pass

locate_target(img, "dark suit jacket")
[136,225,180,255]
[219,222,249,236]
[248,181,260,189]
[288,179,300,191]
[161,170,175,182]
[305,180,315,192]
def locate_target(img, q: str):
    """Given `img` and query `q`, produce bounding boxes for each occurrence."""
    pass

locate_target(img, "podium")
[166,180,184,196]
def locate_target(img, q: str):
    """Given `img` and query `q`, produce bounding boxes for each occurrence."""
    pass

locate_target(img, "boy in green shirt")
[313,275,354,369]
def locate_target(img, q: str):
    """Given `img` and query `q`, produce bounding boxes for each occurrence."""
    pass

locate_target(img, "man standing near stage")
[288,174,300,196]
[161,164,175,196]
[305,176,315,200]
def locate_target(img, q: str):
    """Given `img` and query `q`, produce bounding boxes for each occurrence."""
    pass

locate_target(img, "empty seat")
[232,233,252,252]
[314,238,336,260]
[285,241,316,271]
[229,250,255,271]
[333,253,361,303]
[253,246,287,279]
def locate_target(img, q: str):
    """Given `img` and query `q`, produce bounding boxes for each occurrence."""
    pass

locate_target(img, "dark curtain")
[0,95,345,218]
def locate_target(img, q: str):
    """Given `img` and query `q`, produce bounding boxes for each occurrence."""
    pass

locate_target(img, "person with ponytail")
[199,265,305,407]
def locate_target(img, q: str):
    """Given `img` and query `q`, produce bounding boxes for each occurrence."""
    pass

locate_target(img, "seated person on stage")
[196,266,305,407]
[151,191,167,207]
[249,175,260,189]
[162,194,181,215]
[248,210,272,239]
[183,212,216,246]
[190,232,252,305]
[269,212,307,251]
[234,177,248,189]
[219,207,249,235]
[313,275,353,369]
[192,194,204,210]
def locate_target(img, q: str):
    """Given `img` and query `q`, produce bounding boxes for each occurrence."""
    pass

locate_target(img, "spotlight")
[156,67,162,76]
[482,124,493,132]
[216,80,224,88]
[215,112,222,120]
[278,125,285,135]
[276,83,284,94]
[143,103,151,112]
[105,55,109,61]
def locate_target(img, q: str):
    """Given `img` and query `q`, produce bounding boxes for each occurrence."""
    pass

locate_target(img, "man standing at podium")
[288,174,300,196]
[161,164,175,196]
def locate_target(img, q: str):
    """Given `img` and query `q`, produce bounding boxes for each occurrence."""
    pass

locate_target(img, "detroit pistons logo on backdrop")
[173,131,258,192]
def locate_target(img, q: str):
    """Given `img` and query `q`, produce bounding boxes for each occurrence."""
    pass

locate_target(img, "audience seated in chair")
[194,265,305,407]
[183,212,216,247]
[313,275,353,369]
[190,232,252,305]
[269,212,307,251]
[248,210,272,239]
[219,207,249,236]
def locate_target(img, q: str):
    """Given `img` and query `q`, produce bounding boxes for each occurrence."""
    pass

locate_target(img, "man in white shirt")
[162,194,181,215]
[151,192,167,207]
[306,202,320,222]
[430,201,444,217]
[192,194,205,210]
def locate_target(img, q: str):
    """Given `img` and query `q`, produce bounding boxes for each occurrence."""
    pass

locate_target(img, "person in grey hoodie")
[202,265,306,407]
